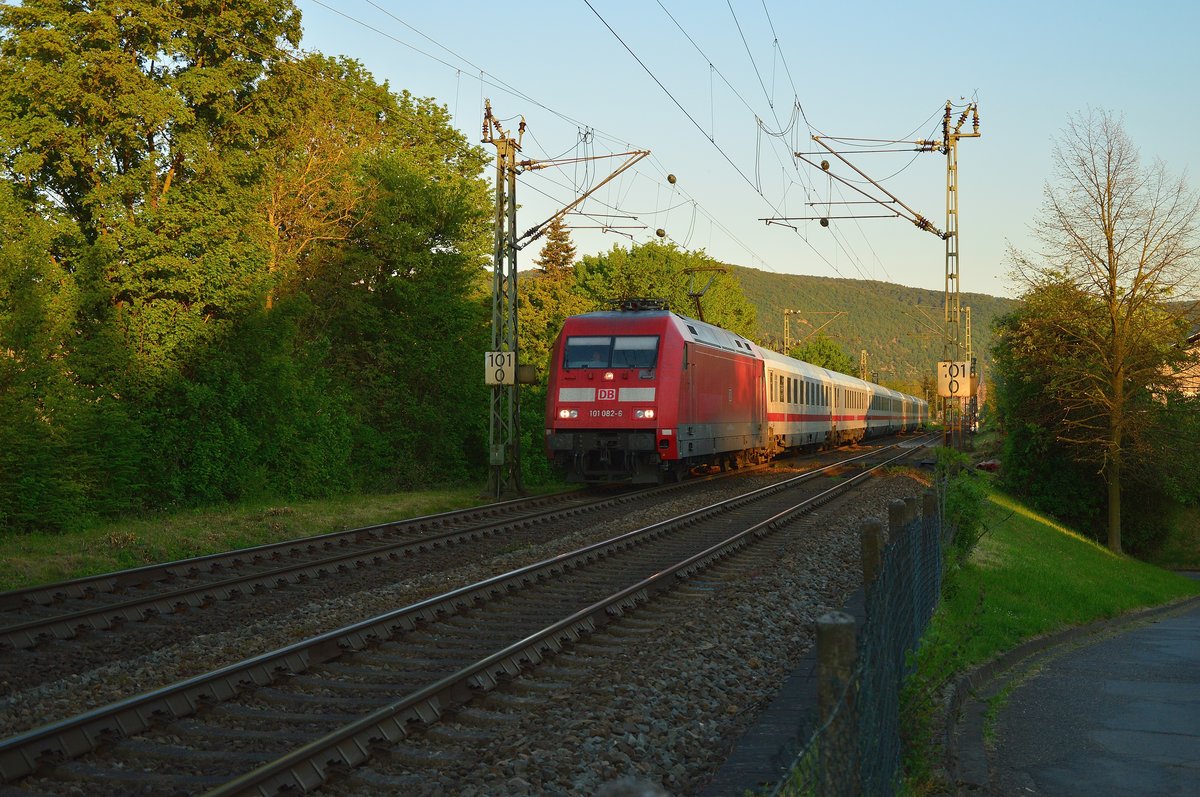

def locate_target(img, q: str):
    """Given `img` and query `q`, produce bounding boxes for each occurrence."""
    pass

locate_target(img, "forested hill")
[732,266,1015,388]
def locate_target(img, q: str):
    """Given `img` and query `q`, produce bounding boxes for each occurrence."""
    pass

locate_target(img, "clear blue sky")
[294,1,1200,300]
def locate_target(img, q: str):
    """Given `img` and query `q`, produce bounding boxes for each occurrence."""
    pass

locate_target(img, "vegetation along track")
[0,436,932,795]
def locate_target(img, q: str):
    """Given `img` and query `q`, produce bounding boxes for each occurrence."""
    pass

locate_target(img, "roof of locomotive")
[563,309,760,359]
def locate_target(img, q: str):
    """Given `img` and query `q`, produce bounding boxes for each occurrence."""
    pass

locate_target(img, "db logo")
[598,388,617,401]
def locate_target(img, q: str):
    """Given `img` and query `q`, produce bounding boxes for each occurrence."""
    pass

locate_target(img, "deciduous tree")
[791,334,855,375]
[1008,109,1200,553]
[575,240,757,339]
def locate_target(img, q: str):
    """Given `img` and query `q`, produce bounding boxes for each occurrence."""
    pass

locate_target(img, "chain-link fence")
[770,491,946,797]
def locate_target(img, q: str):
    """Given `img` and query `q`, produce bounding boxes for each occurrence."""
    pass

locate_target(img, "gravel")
[1,463,932,797]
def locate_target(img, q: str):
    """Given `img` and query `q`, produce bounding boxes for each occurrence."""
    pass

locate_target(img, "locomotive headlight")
[558,409,578,419]
[635,408,656,419]
[604,371,615,381]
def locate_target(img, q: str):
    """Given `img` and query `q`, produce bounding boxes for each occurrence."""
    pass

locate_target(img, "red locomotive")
[544,300,927,483]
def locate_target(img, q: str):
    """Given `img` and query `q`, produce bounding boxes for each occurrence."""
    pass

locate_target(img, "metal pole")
[506,155,523,493]
[484,102,523,498]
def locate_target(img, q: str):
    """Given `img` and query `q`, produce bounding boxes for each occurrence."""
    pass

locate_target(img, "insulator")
[820,160,830,171]
[820,218,829,227]
[656,228,666,238]
[667,174,677,184]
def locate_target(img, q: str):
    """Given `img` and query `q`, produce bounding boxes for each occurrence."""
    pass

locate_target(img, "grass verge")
[901,482,1200,794]
[0,487,524,592]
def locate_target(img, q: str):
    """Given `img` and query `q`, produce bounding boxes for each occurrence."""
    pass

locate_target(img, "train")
[544,299,927,483]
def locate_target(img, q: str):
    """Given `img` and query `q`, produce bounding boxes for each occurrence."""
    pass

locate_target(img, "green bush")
[936,448,988,566]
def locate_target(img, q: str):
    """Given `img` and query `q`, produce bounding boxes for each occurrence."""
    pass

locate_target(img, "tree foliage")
[1005,109,1200,553]
[575,240,757,338]
[532,217,576,277]
[990,305,1105,533]
[0,1,495,532]
[519,221,595,378]
[791,334,856,375]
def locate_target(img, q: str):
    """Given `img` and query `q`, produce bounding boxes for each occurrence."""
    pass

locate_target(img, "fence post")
[860,518,885,589]
[904,495,920,526]
[817,611,859,797]
[887,499,907,541]
[923,488,943,619]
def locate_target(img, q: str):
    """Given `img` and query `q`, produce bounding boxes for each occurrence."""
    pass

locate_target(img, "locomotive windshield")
[564,335,659,369]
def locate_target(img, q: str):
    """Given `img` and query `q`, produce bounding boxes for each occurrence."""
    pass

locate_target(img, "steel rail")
[0,437,929,784]
[0,492,576,611]
[202,440,928,796]
[0,482,702,650]
[0,496,593,650]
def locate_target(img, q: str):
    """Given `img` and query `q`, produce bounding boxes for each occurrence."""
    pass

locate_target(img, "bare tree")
[1010,108,1200,553]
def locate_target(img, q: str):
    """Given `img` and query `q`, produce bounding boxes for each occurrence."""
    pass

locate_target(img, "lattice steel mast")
[481,101,650,497]
[917,101,981,361]
[917,102,981,443]
[482,101,524,498]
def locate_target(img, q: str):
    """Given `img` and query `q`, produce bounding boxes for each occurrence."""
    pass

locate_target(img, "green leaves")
[0,1,499,530]
[790,334,855,375]
[575,240,758,337]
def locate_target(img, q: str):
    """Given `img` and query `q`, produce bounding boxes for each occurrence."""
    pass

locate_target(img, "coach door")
[825,384,835,436]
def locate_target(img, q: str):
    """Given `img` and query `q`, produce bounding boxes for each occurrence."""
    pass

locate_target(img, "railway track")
[1,476,763,697]
[0,435,933,796]
[0,491,594,651]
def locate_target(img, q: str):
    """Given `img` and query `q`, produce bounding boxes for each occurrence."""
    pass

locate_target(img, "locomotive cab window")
[564,335,659,370]
[564,336,612,369]
[611,336,659,369]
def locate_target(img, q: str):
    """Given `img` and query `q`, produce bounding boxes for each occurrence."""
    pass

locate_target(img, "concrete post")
[817,611,859,796]
[887,499,907,541]
[904,495,920,525]
[860,518,885,589]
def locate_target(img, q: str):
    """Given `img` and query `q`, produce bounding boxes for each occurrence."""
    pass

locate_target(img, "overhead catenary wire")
[296,1,906,288]
[292,1,850,285]
[584,0,881,285]
[655,0,817,216]
[310,0,796,273]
